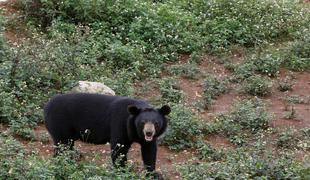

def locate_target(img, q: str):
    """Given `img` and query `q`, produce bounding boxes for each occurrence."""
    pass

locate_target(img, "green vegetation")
[278,75,294,92]
[277,128,310,151]
[167,62,201,79]
[201,75,228,109]
[162,104,204,151]
[210,98,272,146]
[1,0,310,178]
[0,134,145,179]
[179,148,310,179]
[242,75,272,96]
[159,77,184,103]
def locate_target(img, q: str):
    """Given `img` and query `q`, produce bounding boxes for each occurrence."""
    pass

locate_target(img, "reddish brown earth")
[268,69,310,129]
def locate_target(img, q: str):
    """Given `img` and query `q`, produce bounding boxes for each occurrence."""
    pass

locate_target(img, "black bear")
[44,93,170,175]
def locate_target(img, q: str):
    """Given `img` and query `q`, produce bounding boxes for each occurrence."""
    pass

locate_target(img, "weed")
[231,62,256,82]
[284,106,297,120]
[179,148,308,179]
[276,128,310,151]
[210,98,271,146]
[285,95,310,104]
[37,132,50,144]
[278,75,294,92]
[159,77,184,104]
[277,129,298,149]
[252,53,282,77]
[284,30,310,71]
[161,104,204,151]
[0,134,146,179]
[196,143,225,161]
[242,75,272,96]
[167,62,201,79]
[200,75,228,109]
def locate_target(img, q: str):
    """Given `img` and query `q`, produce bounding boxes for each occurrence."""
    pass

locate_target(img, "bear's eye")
[154,122,159,127]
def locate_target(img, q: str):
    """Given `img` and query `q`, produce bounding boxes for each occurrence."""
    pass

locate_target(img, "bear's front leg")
[111,142,130,168]
[141,141,157,172]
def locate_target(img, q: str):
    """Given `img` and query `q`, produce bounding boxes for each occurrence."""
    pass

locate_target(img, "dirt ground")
[1,0,310,179]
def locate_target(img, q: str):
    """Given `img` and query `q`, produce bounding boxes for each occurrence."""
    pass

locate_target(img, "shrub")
[242,75,272,96]
[159,77,183,104]
[196,143,224,161]
[0,16,6,62]
[229,98,271,131]
[277,129,298,149]
[277,128,310,151]
[252,53,282,77]
[278,75,294,92]
[179,148,307,179]
[0,134,145,179]
[211,98,271,145]
[167,62,201,79]
[285,95,310,104]
[203,75,228,98]
[185,0,307,50]
[18,0,309,55]
[161,104,204,151]
[231,62,256,82]
[284,31,310,71]
[201,75,228,109]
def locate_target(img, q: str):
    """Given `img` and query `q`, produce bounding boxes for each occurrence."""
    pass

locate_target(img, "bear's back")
[44,93,150,144]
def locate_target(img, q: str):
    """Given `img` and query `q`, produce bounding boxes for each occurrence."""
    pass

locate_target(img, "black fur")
[44,93,170,173]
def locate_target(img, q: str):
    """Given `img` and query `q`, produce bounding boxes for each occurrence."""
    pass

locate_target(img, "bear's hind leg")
[111,142,130,168]
[53,138,75,156]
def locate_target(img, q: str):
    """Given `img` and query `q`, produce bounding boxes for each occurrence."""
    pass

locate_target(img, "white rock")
[72,81,115,95]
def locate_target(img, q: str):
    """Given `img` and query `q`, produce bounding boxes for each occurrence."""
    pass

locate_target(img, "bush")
[161,104,204,151]
[284,33,310,71]
[277,128,310,151]
[210,98,271,145]
[18,0,308,55]
[159,77,184,103]
[0,16,6,62]
[285,95,310,104]
[203,75,228,98]
[167,62,201,79]
[179,148,308,179]
[181,0,307,50]
[196,143,224,161]
[278,75,294,92]
[200,75,228,109]
[242,75,272,96]
[252,53,283,77]
[277,129,298,149]
[229,98,271,131]
[0,134,146,179]
[231,62,256,82]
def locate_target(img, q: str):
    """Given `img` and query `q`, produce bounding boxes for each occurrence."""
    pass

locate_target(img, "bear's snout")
[143,122,155,141]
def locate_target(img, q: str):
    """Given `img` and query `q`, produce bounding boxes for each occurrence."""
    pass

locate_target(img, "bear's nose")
[145,131,153,137]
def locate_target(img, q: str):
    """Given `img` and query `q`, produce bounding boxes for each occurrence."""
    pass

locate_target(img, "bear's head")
[127,105,170,142]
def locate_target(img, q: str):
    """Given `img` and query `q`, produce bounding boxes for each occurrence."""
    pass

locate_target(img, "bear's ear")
[159,105,171,116]
[127,105,140,115]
